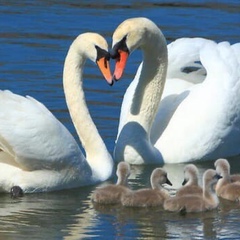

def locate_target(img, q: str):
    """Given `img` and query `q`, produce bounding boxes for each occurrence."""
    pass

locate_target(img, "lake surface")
[0,1,240,239]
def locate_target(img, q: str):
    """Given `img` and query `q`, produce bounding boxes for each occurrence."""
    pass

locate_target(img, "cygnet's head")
[182,164,199,185]
[203,169,222,190]
[151,168,172,189]
[116,162,131,185]
[214,158,230,176]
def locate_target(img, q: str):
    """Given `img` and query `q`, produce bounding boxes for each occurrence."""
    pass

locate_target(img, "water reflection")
[92,195,240,239]
[90,157,240,239]
[0,157,240,239]
[0,188,96,239]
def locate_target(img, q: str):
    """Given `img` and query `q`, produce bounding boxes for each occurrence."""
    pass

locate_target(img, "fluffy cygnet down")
[163,169,222,213]
[215,158,240,201]
[91,162,131,204]
[176,164,203,197]
[121,168,172,207]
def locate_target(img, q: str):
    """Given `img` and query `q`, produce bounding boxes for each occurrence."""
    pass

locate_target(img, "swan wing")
[0,90,83,171]
[152,39,240,144]
[156,41,240,162]
[167,37,212,83]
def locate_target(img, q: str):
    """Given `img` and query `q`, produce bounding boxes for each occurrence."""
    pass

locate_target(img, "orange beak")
[97,57,113,85]
[113,50,129,81]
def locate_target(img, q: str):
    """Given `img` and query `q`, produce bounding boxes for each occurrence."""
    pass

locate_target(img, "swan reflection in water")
[1,157,240,239]
[92,157,240,238]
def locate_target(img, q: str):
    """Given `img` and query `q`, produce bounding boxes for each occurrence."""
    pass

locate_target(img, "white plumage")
[113,18,240,164]
[0,33,114,193]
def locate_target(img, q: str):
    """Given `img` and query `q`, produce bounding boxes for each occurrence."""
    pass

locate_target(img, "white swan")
[111,17,240,164]
[0,33,114,194]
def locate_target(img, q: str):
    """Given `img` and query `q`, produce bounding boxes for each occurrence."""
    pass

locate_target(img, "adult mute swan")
[0,33,114,195]
[111,17,240,164]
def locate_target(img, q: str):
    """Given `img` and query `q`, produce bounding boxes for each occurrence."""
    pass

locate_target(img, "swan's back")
[167,38,210,83]
[216,181,240,201]
[121,188,169,207]
[201,41,240,86]
[121,168,171,207]
[156,40,240,163]
[92,184,130,204]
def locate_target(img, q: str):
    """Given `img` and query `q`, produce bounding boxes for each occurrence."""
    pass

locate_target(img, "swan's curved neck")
[63,42,109,167]
[151,175,162,190]
[151,179,160,190]
[203,179,218,204]
[129,33,168,135]
[189,175,198,185]
[222,166,230,177]
[116,175,128,186]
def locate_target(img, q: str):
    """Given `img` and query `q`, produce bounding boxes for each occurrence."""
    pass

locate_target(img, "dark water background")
[0,1,240,239]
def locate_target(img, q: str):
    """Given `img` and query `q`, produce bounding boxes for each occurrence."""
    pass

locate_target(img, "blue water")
[0,1,240,239]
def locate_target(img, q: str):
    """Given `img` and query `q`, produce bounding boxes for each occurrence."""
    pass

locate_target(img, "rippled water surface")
[0,1,240,239]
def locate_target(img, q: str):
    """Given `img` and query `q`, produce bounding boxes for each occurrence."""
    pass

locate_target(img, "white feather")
[0,33,114,193]
[114,18,240,164]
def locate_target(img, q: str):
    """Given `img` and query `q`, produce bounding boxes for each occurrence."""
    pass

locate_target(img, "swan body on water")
[91,162,131,204]
[121,168,172,207]
[111,17,240,164]
[0,33,114,194]
[164,169,221,213]
[215,158,240,201]
[175,164,202,197]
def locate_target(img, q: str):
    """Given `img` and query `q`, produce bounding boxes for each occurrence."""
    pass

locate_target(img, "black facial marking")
[166,177,172,186]
[182,178,187,186]
[215,174,223,180]
[110,35,129,59]
[95,46,110,66]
